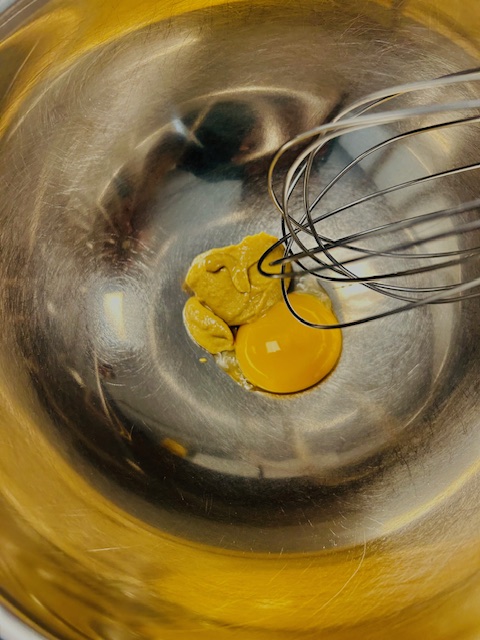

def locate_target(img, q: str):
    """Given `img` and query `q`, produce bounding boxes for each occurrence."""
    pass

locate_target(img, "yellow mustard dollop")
[183,297,234,354]
[183,232,286,354]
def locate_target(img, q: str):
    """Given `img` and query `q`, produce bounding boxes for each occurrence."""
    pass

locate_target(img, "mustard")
[183,232,286,354]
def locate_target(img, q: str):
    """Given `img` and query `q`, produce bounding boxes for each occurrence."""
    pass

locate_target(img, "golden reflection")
[0,0,479,638]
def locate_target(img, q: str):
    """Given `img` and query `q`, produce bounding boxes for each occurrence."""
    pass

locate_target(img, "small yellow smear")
[184,232,286,327]
[183,233,288,355]
[183,297,234,354]
[161,438,188,458]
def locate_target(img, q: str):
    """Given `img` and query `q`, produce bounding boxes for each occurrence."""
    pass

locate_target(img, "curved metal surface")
[0,608,44,640]
[0,0,479,639]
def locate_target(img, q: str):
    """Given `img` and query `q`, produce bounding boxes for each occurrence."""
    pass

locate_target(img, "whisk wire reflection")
[259,68,480,329]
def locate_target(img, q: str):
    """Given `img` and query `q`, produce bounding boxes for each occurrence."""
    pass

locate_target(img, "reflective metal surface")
[0,0,479,638]
[0,606,43,640]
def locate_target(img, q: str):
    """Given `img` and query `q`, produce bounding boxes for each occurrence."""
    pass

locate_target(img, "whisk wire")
[262,68,480,328]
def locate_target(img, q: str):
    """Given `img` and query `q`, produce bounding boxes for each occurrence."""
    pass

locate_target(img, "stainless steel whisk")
[259,68,480,328]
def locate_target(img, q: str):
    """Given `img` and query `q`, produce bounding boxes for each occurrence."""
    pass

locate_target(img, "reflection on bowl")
[0,0,479,638]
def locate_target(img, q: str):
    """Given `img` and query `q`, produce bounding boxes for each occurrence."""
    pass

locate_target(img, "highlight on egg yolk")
[235,292,342,394]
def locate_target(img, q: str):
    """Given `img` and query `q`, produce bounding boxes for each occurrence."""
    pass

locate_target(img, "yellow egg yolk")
[235,292,342,394]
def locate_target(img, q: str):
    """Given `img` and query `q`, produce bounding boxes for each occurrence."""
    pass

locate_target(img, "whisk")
[259,68,480,328]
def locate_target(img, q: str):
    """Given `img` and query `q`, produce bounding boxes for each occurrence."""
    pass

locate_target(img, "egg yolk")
[235,292,342,394]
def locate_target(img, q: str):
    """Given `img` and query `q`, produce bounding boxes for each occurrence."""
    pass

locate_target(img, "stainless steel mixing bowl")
[0,0,479,638]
